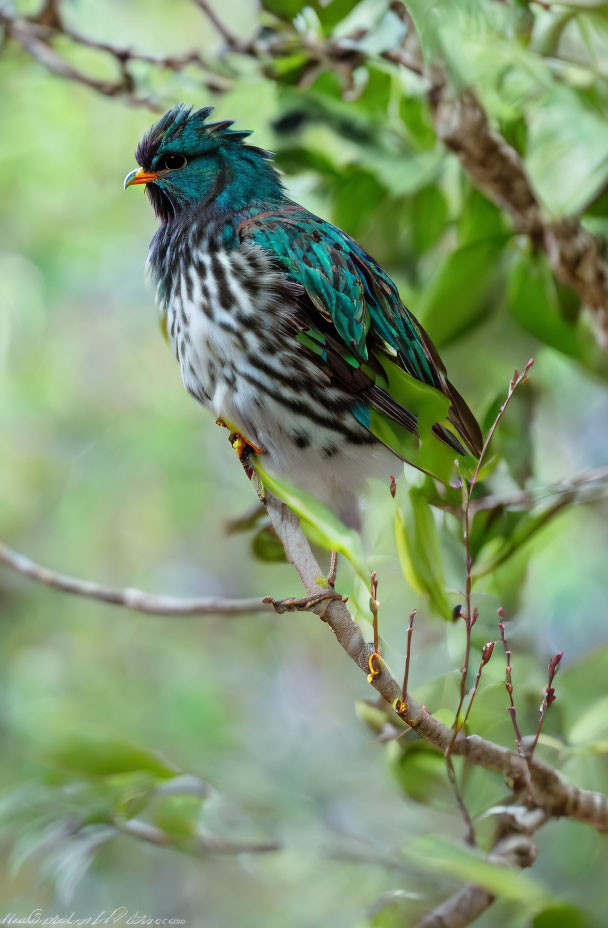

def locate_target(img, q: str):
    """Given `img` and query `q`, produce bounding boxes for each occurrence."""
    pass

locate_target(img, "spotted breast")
[148,209,383,527]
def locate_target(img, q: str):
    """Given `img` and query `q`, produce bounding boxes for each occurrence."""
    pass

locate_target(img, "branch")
[469,465,608,515]
[192,0,254,54]
[114,817,280,856]
[0,3,230,109]
[0,539,277,617]
[0,6,157,108]
[428,84,608,345]
[263,494,608,833]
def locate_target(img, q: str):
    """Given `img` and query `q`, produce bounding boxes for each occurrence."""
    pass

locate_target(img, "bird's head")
[124,103,282,221]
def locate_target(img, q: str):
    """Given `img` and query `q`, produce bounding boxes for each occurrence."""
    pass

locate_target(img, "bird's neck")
[214,148,284,213]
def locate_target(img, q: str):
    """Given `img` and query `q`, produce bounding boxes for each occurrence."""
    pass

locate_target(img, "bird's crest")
[135,103,272,169]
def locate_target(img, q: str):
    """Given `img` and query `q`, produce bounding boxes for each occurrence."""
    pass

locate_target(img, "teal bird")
[125,104,482,528]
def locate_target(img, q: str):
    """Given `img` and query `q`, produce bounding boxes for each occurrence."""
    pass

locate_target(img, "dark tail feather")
[444,380,483,458]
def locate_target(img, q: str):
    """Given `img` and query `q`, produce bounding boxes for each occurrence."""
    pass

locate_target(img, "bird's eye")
[159,153,188,171]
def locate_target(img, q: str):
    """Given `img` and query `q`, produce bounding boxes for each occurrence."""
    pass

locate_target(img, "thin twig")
[448,360,535,756]
[445,755,477,846]
[498,614,528,764]
[192,0,254,53]
[114,817,279,855]
[462,642,495,729]
[401,609,416,704]
[468,466,608,515]
[0,540,274,617]
[529,651,563,759]
[369,571,379,654]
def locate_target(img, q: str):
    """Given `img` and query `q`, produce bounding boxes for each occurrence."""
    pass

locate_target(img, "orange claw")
[216,417,264,455]
[367,651,382,684]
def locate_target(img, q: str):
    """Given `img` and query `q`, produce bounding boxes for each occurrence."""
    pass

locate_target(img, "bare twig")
[400,609,416,705]
[468,465,608,515]
[369,570,380,654]
[114,817,279,855]
[0,539,274,617]
[445,755,477,847]
[0,7,158,108]
[192,0,255,54]
[462,642,495,729]
[0,3,230,110]
[529,651,563,759]
[498,613,528,759]
[449,360,534,754]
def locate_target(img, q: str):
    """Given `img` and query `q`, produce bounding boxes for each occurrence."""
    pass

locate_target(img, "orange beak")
[124,167,159,189]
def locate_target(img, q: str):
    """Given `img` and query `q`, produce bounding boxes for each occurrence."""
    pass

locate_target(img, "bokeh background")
[1,1,608,926]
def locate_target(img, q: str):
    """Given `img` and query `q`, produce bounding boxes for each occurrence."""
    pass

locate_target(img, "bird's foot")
[264,591,346,615]
[216,417,264,484]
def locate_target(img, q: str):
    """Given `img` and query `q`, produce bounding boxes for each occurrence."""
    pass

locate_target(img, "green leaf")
[252,525,288,563]
[276,145,339,178]
[404,834,550,906]
[253,457,368,581]
[458,187,506,245]
[355,65,393,116]
[150,795,203,840]
[568,695,608,747]
[44,732,179,781]
[471,499,569,580]
[410,185,449,254]
[507,252,585,359]
[532,905,597,928]
[526,86,608,216]
[395,486,451,619]
[387,740,450,804]
[400,96,436,151]
[260,0,306,22]
[369,149,444,198]
[419,237,509,347]
[331,167,387,236]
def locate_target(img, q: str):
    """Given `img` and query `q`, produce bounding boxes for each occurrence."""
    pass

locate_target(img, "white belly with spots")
[162,245,393,524]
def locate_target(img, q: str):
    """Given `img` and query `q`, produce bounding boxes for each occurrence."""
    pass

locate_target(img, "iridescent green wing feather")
[236,202,482,483]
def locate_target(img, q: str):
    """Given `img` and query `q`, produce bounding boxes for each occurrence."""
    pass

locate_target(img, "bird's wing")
[236,202,482,482]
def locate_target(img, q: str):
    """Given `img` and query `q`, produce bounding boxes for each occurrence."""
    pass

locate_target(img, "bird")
[124,103,482,531]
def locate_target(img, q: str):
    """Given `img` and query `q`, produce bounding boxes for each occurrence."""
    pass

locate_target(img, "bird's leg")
[264,592,346,614]
[327,550,339,588]
[216,417,265,500]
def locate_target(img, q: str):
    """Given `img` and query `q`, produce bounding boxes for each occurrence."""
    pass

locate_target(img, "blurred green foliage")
[1,0,608,926]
